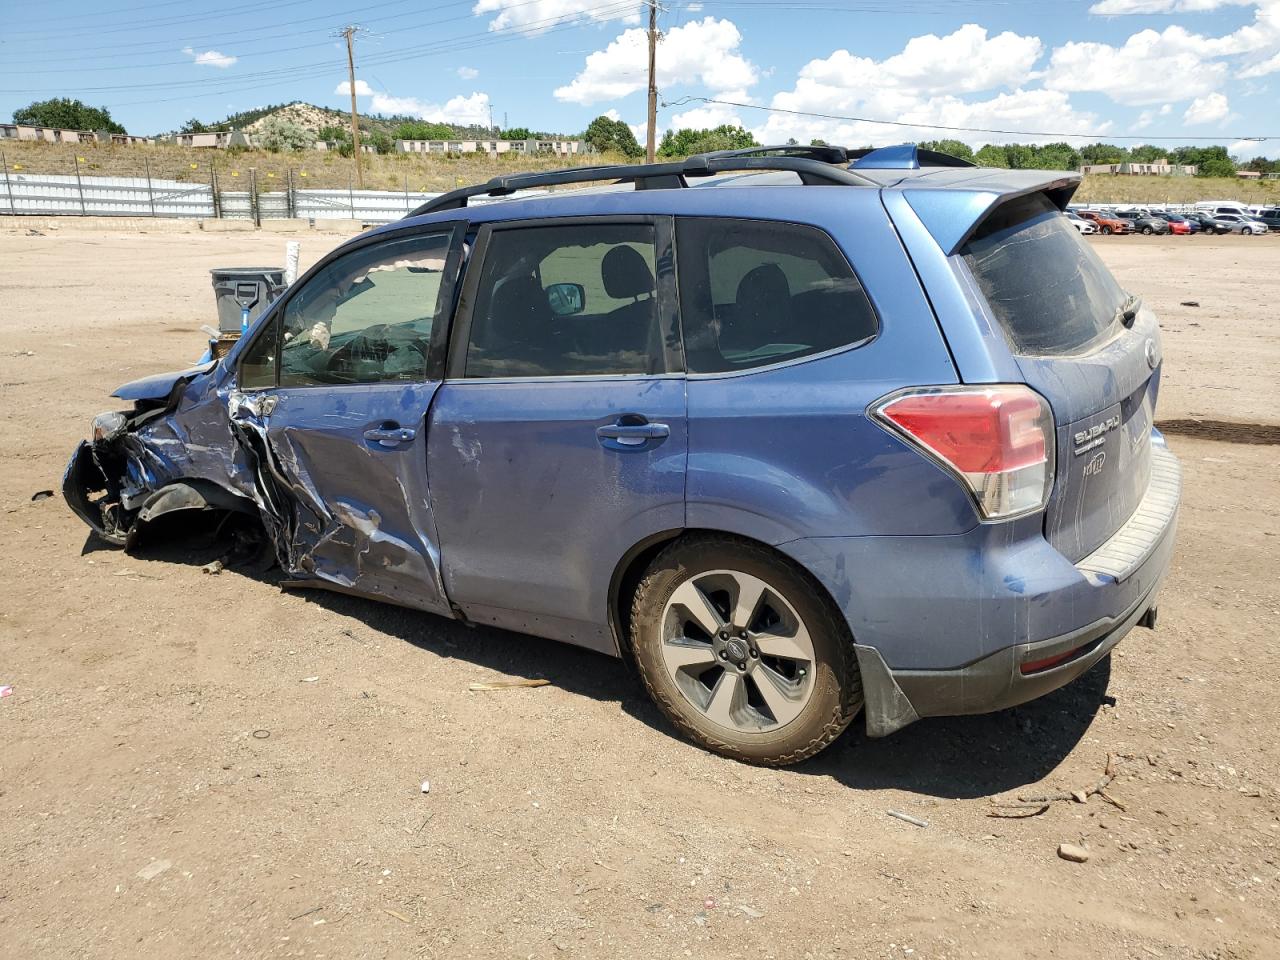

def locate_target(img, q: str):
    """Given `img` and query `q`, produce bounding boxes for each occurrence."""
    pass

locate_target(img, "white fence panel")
[292,188,439,222]
[1,172,215,217]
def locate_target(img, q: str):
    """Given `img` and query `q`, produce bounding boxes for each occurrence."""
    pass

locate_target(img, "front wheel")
[1142,226,1154,235]
[630,536,862,766]
[1101,226,1113,235]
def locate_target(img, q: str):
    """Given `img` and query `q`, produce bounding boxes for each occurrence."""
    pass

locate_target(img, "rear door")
[426,216,686,653]
[231,224,465,612]
[960,193,1158,561]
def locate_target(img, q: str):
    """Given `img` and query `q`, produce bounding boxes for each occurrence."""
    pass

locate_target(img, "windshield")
[962,193,1127,357]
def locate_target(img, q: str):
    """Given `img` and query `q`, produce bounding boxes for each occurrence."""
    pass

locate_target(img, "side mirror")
[545,282,585,317]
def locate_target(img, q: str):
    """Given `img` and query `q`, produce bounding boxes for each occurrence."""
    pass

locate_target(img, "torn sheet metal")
[64,364,452,617]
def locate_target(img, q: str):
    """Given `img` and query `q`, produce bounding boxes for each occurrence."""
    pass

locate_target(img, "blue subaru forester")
[65,145,1180,766]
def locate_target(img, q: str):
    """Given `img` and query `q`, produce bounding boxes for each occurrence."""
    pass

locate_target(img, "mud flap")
[853,643,920,738]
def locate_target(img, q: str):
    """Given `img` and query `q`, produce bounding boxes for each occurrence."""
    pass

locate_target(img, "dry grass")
[1075,173,1280,205]
[4,141,1278,203]
[0,140,623,192]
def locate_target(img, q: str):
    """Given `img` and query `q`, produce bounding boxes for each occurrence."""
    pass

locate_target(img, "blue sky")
[2,0,1278,156]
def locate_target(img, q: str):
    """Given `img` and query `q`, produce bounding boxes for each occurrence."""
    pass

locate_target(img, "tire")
[630,534,862,766]
[1141,226,1154,235]
[1101,226,1112,235]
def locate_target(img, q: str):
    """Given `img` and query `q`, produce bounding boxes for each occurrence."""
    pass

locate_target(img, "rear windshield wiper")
[1116,293,1142,327]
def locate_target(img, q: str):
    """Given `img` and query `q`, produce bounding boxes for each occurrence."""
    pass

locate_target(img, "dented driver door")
[230,224,466,614]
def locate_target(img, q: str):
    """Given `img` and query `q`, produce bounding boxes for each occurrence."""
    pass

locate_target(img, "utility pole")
[342,25,364,188]
[645,0,658,163]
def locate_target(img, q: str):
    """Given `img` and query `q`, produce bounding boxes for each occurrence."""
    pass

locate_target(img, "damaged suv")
[65,145,1180,766]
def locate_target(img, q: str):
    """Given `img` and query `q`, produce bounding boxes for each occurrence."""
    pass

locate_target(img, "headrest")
[736,262,790,306]
[601,245,654,300]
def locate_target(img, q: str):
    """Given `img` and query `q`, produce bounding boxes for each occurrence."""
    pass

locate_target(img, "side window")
[676,218,877,374]
[238,230,453,389]
[464,223,663,378]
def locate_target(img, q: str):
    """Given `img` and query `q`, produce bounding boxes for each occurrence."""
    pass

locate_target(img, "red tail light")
[872,385,1055,520]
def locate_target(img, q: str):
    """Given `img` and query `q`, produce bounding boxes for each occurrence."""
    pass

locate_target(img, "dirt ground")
[1,223,1278,959]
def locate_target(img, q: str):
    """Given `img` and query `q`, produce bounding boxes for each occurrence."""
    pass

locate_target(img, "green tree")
[367,130,394,154]
[257,117,316,153]
[1033,141,1081,171]
[1079,142,1128,166]
[1197,156,1237,178]
[974,144,1008,168]
[583,115,643,157]
[1129,144,1168,163]
[917,139,975,163]
[657,124,758,157]
[809,138,828,147]
[182,118,209,134]
[13,97,125,133]
[393,121,455,141]
[501,126,534,140]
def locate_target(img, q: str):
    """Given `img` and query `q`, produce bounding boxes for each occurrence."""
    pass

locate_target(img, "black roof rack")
[406,153,876,218]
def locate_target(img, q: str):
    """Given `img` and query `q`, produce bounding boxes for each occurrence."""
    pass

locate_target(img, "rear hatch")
[961,193,1157,561]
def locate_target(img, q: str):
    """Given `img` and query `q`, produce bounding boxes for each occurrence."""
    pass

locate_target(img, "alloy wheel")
[660,569,816,734]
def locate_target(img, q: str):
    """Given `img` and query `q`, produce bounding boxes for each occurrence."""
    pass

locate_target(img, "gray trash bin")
[210,267,286,334]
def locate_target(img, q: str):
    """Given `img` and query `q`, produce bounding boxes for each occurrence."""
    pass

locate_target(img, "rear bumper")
[780,433,1180,736]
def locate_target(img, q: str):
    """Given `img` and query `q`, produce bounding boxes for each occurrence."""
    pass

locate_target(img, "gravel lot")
[1,223,1278,959]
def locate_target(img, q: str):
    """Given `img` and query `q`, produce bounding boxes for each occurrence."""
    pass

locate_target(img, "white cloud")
[456,66,479,80]
[1089,0,1252,13]
[370,92,492,126]
[181,46,237,69]
[334,79,373,96]
[1133,102,1173,128]
[472,0,639,32]
[1044,26,1231,104]
[1240,49,1280,76]
[751,25,1090,147]
[1184,91,1231,121]
[554,17,756,104]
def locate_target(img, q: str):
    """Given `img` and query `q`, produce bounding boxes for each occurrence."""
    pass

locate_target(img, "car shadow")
[119,525,1114,801]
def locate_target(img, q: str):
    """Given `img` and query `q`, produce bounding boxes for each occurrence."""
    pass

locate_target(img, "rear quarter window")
[962,194,1127,357]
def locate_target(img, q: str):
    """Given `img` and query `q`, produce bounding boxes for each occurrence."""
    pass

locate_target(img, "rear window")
[962,194,1127,357]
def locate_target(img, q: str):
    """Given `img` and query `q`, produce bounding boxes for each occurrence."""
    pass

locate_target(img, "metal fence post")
[348,179,355,220]
[72,152,86,215]
[403,173,410,215]
[1,151,15,215]
[286,167,295,219]
[144,156,157,217]
[211,160,221,219]
[250,167,261,227]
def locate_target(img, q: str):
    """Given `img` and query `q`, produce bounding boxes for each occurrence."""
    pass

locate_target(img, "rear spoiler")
[898,170,1081,255]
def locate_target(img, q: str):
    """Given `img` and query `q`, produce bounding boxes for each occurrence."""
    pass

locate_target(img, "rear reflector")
[872,385,1055,520]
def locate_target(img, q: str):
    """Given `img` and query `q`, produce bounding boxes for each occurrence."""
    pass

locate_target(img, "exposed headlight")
[91,411,128,443]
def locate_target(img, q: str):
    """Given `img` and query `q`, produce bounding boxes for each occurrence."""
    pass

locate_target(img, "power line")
[662,96,1277,142]
[0,1,636,95]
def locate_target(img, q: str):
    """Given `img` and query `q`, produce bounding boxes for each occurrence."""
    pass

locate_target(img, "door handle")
[596,417,670,449]
[597,423,670,440]
[364,424,416,448]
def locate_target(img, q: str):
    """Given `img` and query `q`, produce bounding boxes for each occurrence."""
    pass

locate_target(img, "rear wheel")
[630,536,862,766]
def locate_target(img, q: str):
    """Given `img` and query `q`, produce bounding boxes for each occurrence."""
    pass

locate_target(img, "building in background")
[395,138,590,157]
[1080,161,1199,176]
[168,130,251,149]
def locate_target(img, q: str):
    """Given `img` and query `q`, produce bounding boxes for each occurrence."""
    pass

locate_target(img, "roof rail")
[406,154,876,218]
[699,142,976,170]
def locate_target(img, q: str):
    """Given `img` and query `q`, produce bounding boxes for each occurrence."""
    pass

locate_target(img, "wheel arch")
[607,527,850,662]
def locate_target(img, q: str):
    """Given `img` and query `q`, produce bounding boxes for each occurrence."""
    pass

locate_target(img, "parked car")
[63,145,1180,766]
[1152,212,1198,235]
[1186,212,1232,234]
[1113,210,1171,235]
[1065,210,1096,234]
[1214,213,1268,235]
[1076,209,1132,234]
[1254,209,1280,232]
